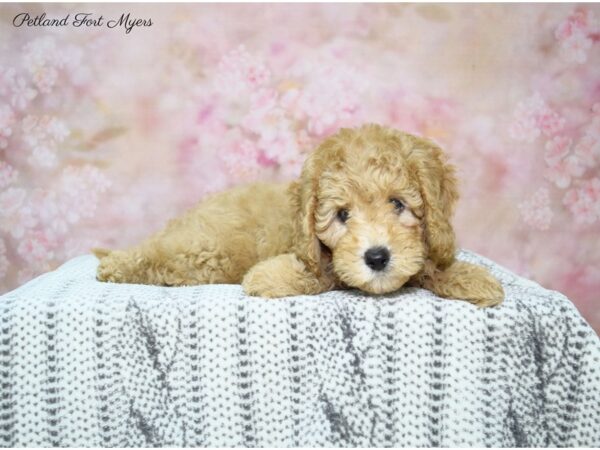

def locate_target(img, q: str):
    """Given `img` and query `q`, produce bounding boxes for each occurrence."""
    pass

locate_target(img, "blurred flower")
[56,44,83,69]
[0,161,19,189]
[32,66,58,94]
[509,93,565,142]
[23,36,58,69]
[215,45,271,98]
[30,190,68,237]
[518,187,553,230]
[0,187,26,216]
[287,57,368,137]
[0,68,16,97]
[563,178,600,224]
[0,188,37,239]
[28,145,58,168]
[0,104,15,149]
[23,38,59,93]
[20,115,70,165]
[55,165,112,222]
[574,134,599,167]
[555,8,596,40]
[544,136,571,167]
[545,154,587,189]
[46,117,70,142]
[10,76,37,110]
[220,139,263,181]
[561,32,593,64]
[555,8,598,64]
[17,230,56,265]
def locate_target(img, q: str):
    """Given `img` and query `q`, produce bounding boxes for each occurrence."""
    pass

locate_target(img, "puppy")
[95,124,504,307]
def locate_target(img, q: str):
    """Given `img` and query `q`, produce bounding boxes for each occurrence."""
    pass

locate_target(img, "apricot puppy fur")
[95,124,504,307]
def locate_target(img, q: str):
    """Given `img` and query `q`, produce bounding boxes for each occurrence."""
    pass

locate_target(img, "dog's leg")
[95,248,151,284]
[95,240,238,286]
[242,253,332,298]
[414,260,504,308]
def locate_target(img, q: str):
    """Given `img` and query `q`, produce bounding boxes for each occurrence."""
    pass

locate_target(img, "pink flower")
[545,154,586,189]
[562,32,593,64]
[32,66,58,94]
[240,88,281,134]
[20,115,70,164]
[509,93,564,142]
[23,36,58,69]
[28,145,58,168]
[56,43,83,70]
[563,178,600,224]
[0,67,16,97]
[23,36,62,93]
[555,8,598,64]
[0,105,15,149]
[563,187,579,205]
[17,230,56,265]
[46,117,70,142]
[259,128,301,168]
[0,161,18,189]
[538,109,566,137]
[555,8,595,40]
[518,187,553,230]
[0,188,37,239]
[56,165,111,222]
[30,190,68,237]
[581,177,600,201]
[287,58,368,137]
[215,46,271,98]
[544,136,571,166]
[10,76,37,110]
[508,116,540,142]
[220,139,263,181]
[0,187,26,215]
[574,135,599,167]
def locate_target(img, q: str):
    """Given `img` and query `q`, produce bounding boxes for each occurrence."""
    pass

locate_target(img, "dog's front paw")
[420,261,504,308]
[242,277,280,298]
[242,266,294,298]
[467,273,504,308]
[450,263,504,308]
[242,254,325,298]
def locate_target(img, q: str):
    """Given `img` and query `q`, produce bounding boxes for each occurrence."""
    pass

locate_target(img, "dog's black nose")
[364,246,390,271]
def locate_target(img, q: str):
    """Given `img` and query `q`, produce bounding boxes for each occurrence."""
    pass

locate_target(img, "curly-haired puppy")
[95,124,504,307]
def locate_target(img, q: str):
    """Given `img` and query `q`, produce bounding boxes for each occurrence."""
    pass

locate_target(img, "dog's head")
[289,124,458,294]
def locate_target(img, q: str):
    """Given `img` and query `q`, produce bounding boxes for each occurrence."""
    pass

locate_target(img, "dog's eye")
[390,198,405,213]
[337,208,350,223]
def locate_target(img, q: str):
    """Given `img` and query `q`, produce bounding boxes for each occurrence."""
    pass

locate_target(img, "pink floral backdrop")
[1,4,599,331]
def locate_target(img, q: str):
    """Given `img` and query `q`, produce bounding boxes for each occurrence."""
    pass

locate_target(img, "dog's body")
[96,124,504,306]
[96,183,296,286]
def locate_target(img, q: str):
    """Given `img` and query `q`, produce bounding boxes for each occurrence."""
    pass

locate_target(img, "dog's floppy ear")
[407,140,458,269]
[406,136,503,307]
[288,153,322,276]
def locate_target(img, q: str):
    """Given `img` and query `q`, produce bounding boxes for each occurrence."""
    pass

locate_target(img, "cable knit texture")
[0,250,599,447]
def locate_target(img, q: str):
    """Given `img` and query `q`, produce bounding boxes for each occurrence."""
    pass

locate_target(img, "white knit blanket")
[0,250,599,447]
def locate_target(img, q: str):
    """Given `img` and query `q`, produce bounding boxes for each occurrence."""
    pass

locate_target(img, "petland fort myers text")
[13,13,153,34]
